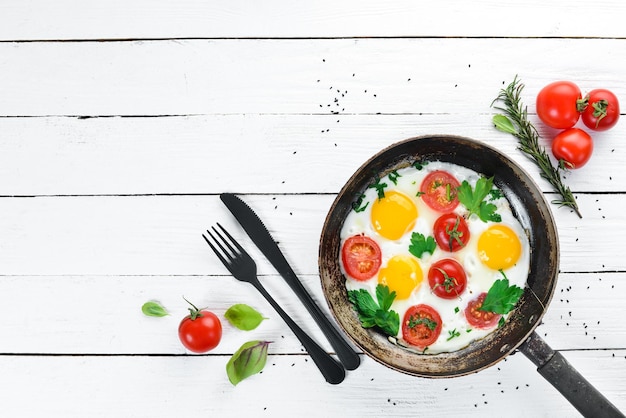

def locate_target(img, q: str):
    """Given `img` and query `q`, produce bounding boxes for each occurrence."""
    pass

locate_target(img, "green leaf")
[480,276,524,314]
[493,114,518,134]
[141,301,169,317]
[226,340,271,386]
[457,177,501,222]
[348,285,399,337]
[408,232,437,259]
[225,304,267,331]
[348,289,378,318]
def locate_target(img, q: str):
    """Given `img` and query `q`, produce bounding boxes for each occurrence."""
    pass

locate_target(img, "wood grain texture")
[2,1,625,416]
[0,39,625,117]
[0,0,625,39]
[0,194,621,276]
[0,351,624,417]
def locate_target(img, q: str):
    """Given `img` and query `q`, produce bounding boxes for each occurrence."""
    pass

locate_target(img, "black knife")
[220,193,360,371]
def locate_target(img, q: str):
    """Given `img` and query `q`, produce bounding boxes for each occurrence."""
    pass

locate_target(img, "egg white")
[340,161,530,354]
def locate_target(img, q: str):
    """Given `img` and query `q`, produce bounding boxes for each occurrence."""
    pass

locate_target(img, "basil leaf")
[226,340,271,386]
[493,114,518,134]
[141,301,169,317]
[225,304,267,331]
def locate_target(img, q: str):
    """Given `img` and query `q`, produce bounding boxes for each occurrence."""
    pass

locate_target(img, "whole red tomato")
[551,128,593,169]
[178,299,222,353]
[536,81,582,129]
[581,88,620,131]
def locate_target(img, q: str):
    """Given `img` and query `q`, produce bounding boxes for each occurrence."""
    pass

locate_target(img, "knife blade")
[220,192,360,371]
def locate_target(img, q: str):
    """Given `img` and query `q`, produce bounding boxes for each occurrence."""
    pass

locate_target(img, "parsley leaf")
[480,272,524,314]
[457,176,502,222]
[348,285,399,337]
[408,232,436,258]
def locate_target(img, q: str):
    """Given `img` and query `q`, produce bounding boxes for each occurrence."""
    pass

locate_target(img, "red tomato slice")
[433,213,470,252]
[420,170,461,213]
[428,258,467,299]
[464,293,501,329]
[402,304,442,348]
[341,235,382,281]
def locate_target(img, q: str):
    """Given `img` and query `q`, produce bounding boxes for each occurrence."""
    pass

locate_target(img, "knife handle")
[282,268,361,371]
[251,279,345,384]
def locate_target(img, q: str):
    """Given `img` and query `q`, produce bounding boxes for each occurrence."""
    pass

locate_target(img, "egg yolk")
[378,255,423,299]
[477,224,522,270]
[370,191,418,240]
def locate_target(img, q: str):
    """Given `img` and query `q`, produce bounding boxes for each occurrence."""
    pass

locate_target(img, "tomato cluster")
[536,81,620,169]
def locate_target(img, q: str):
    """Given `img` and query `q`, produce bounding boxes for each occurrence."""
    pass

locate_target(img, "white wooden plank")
[0,272,623,354]
[0,39,624,116]
[0,350,623,417]
[1,0,625,40]
[0,194,621,276]
[0,114,623,195]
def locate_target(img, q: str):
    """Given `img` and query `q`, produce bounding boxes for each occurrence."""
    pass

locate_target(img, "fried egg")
[340,161,530,354]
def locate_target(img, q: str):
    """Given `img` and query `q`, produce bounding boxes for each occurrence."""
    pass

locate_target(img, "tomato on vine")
[580,88,620,131]
[536,81,582,129]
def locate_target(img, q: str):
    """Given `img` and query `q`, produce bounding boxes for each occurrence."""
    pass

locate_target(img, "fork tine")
[202,230,230,267]
[215,222,246,254]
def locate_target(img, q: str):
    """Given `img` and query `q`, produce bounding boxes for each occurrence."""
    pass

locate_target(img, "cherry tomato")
[433,213,470,252]
[420,170,461,213]
[402,304,442,348]
[341,235,382,281]
[465,293,501,329]
[536,81,582,129]
[178,300,222,353]
[551,128,593,169]
[580,89,620,131]
[428,258,467,299]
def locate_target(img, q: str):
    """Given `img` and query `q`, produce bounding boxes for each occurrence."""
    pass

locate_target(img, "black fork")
[203,223,345,385]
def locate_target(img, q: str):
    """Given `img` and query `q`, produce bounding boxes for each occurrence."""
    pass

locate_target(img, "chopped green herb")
[454,307,460,314]
[348,284,399,337]
[408,315,437,331]
[447,328,461,341]
[388,170,401,185]
[369,177,388,200]
[408,232,436,259]
[352,193,369,212]
[413,161,428,170]
[498,317,506,328]
[457,177,502,222]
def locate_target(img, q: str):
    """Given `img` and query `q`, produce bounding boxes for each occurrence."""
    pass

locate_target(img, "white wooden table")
[1,1,625,417]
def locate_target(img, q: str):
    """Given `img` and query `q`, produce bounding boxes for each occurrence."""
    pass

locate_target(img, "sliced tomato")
[428,258,467,299]
[465,292,501,329]
[341,235,382,281]
[402,304,442,348]
[433,213,470,252]
[420,170,461,213]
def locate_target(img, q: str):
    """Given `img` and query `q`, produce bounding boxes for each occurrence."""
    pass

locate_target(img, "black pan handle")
[519,331,624,417]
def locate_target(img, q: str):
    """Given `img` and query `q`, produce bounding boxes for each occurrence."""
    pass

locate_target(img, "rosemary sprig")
[491,76,582,218]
